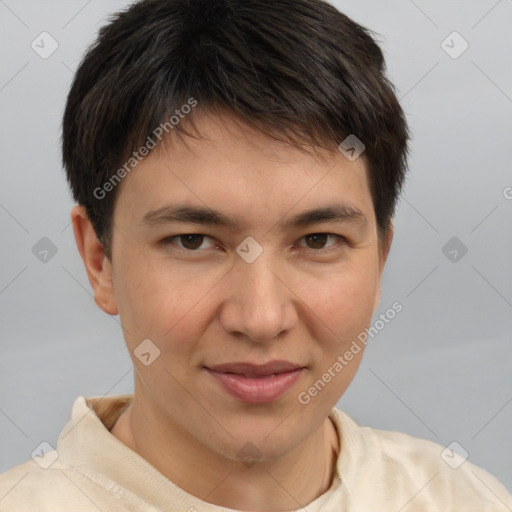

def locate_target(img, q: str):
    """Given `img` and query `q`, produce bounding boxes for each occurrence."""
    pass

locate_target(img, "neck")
[111,395,340,511]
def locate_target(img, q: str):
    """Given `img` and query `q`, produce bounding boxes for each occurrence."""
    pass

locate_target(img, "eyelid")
[161,234,217,251]
[294,233,345,251]
[161,233,346,252]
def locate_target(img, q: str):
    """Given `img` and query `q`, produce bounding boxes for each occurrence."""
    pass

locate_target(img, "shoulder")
[1,456,69,511]
[0,455,123,511]
[330,408,512,511]
[0,394,138,512]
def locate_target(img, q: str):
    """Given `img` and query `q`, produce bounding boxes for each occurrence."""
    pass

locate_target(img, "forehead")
[113,111,375,229]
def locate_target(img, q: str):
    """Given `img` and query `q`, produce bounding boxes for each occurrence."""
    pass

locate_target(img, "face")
[76,110,391,463]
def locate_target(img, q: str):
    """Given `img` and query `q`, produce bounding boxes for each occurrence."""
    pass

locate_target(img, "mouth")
[204,360,305,404]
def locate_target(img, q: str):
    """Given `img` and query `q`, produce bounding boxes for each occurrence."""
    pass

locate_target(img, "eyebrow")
[141,203,368,232]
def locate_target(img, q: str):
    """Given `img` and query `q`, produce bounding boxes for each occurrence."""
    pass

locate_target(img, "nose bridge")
[220,248,296,342]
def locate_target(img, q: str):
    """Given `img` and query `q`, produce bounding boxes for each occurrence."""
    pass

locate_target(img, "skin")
[71,110,393,511]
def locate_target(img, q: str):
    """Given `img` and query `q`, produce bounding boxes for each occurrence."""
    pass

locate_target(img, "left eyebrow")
[283,204,368,231]
[141,202,368,232]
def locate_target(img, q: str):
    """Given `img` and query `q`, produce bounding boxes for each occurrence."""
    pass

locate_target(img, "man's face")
[97,111,389,461]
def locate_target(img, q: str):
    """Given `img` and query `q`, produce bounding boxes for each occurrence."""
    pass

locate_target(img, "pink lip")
[204,360,305,404]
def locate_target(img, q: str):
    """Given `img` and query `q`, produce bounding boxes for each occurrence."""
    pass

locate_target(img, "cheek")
[300,260,380,346]
[114,242,380,357]
[112,249,223,349]
[296,263,378,407]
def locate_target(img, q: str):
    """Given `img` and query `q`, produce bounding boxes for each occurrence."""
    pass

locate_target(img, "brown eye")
[162,234,215,251]
[304,234,329,249]
[298,233,344,251]
[179,234,204,250]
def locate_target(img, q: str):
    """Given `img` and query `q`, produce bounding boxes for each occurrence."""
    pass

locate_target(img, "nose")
[219,252,298,343]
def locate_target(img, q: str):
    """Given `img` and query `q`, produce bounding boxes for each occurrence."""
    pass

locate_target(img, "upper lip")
[206,360,304,377]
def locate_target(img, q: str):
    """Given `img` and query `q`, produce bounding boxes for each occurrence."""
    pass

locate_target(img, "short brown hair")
[62,0,410,259]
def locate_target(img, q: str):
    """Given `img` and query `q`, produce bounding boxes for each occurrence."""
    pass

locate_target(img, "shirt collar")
[57,394,351,511]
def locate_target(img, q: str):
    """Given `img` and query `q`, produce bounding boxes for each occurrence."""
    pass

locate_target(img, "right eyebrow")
[141,202,368,233]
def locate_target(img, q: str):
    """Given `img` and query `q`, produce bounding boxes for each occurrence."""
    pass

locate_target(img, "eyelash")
[161,233,346,253]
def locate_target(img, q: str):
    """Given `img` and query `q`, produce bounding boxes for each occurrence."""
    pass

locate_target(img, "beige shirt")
[0,395,510,511]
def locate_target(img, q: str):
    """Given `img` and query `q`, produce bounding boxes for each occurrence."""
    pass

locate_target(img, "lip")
[207,360,303,377]
[204,360,305,404]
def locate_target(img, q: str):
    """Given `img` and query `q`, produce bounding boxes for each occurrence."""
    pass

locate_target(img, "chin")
[213,421,306,464]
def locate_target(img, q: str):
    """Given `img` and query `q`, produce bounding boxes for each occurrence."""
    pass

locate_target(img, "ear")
[71,205,118,316]
[373,221,394,312]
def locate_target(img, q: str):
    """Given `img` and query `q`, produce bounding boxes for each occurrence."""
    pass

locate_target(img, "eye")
[161,232,345,253]
[161,234,216,251]
[295,233,345,251]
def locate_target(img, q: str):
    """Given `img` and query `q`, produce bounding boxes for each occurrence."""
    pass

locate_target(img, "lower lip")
[205,368,304,404]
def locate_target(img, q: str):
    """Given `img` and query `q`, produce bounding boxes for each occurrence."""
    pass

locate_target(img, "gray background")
[1,0,511,494]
